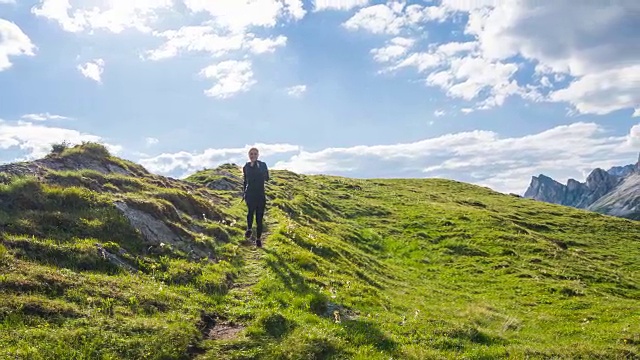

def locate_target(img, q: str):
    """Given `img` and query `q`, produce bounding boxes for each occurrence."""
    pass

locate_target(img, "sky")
[0,0,639,194]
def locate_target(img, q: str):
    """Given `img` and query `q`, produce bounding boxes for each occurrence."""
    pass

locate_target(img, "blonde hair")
[248,147,259,154]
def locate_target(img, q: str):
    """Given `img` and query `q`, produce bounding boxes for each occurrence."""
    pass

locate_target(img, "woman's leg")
[255,199,265,240]
[246,199,256,238]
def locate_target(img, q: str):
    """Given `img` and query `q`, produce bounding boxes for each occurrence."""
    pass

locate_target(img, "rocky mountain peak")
[523,174,566,204]
[523,154,640,220]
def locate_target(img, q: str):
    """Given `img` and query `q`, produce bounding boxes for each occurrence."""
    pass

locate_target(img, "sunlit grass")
[0,145,638,359]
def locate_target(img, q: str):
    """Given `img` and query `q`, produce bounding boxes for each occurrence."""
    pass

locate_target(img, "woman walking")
[242,147,269,247]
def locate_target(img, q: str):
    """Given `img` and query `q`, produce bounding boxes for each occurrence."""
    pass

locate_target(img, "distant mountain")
[524,154,640,220]
[607,163,636,177]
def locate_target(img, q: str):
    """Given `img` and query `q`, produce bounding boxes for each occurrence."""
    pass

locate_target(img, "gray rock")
[113,201,211,259]
[523,174,567,205]
[0,152,141,178]
[588,173,640,220]
[95,243,138,273]
[206,178,238,191]
[523,153,640,220]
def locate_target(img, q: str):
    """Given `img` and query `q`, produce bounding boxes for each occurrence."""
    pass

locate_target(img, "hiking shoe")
[256,238,262,247]
[245,229,252,239]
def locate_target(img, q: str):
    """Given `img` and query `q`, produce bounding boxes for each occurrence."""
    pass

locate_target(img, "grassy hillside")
[1,143,638,359]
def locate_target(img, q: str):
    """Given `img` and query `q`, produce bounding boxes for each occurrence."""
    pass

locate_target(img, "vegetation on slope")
[0,142,638,359]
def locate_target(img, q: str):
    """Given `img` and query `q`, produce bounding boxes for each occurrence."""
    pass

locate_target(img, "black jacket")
[243,160,269,200]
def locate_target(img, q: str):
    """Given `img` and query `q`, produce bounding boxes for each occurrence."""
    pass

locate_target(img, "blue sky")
[1,0,639,194]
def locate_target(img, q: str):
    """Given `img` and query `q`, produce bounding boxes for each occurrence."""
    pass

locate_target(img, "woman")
[242,147,269,247]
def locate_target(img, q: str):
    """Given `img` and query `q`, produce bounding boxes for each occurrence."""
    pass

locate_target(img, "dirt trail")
[206,218,277,340]
[188,216,278,358]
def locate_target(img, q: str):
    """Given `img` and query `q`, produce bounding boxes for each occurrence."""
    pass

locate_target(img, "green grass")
[1,145,638,359]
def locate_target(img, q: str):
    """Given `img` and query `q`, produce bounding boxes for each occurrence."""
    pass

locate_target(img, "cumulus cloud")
[274,122,638,194]
[0,19,36,71]
[21,113,71,121]
[139,143,300,176]
[199,60,256,99]
[31,0,306,99]
[144,26,247,61]
[345,0,640,115]
[371,37,415,64]
[549,65,640,116]
[143,0,302,62]
[31,0,174,34]
[622,124,640,149]
[183,0,305,32]
[314,0,369,11]
[344,2,447,35]
[0,120,121,161]
[77,59,105,83]
[137,121,639,195]
[145,137,159,146]
[145,26,287,60]
[286,84,307,97]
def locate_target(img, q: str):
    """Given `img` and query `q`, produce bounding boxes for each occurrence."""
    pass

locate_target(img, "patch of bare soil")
[206,323,245,340]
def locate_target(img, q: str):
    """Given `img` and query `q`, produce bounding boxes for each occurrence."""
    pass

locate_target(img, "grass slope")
[1,143,639,359]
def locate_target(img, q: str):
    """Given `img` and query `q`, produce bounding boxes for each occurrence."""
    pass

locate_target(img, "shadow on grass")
[341,318,399,354]
[262,247,312,295]
[260,247,402,358]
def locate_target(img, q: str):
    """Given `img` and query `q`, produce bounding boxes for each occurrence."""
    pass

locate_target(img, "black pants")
[246,196,266,239]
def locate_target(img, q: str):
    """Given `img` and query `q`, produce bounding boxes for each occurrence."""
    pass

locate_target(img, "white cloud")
[247,35,287,54]
[0,19,36,71]
[31,0,174,34]
[0,0,16,4]
[0,120,120,161]
[453,0,640,116]
[344,3,529,110]
[183,0,305,33]
[313,0,368,11]
[32,1,305,99]
[271,122,638,194]
[139,143,300,175]
[77,58,104,83]
[145,26,246,60]
[343,3,411,35]
[137,121,639,195]
[427,56,520,107]
[371,36,415,63]
[344,2,447,35]
[434,110,445,117]
[199,60,256,99]
[345,0,640,115]
[145,137,159,146]
[21,113,71,121]
[286,84,307,97]
[549,65,640,117]
[622,124,640,149]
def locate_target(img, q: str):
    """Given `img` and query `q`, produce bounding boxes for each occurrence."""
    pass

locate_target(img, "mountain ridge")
[523,154,640,220]
[1,142,638,359]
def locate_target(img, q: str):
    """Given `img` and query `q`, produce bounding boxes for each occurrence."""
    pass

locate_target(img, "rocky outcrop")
[206,169,241,191]
[588,173,640,220]
[523,175,568,204]
[0,151,146,179]
[524,154,640,220]
[203,168,243,192]
[114,201,213,260]
[95,243,138,273]
[579,168,623,207]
